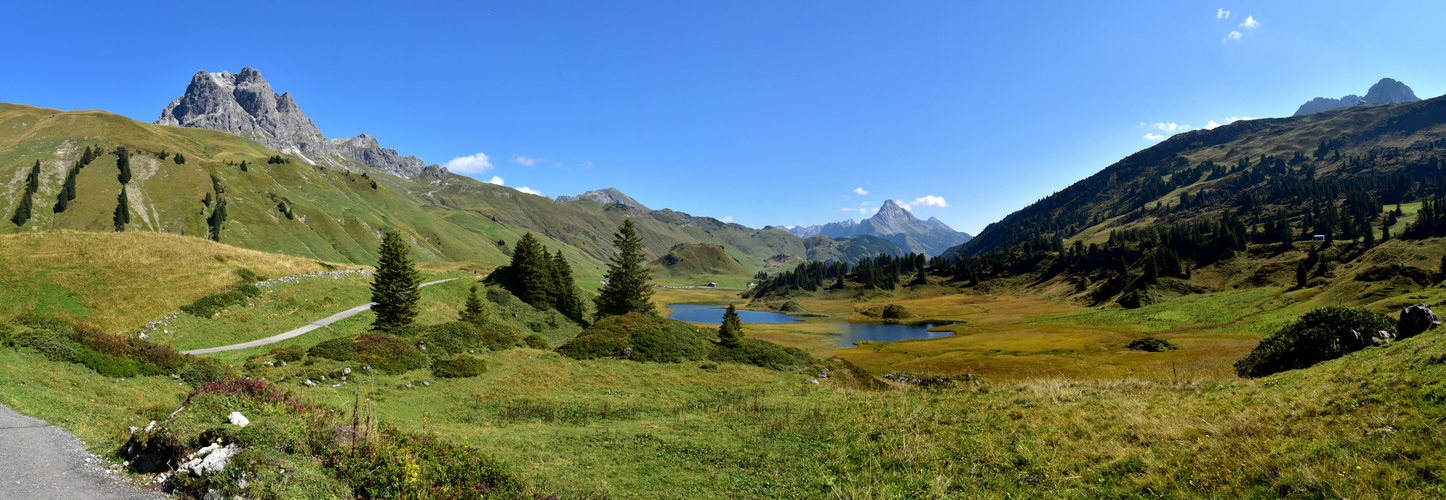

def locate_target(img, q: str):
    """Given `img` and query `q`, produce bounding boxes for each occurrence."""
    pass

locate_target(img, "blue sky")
[5,1,1444,234]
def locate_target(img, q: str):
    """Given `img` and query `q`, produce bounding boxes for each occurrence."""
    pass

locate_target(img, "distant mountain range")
[156,67,438,178]
[787,200,971,256]
[1293,78,1420,116]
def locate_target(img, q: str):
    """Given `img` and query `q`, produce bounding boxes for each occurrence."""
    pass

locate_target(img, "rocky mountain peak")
[555,187,650,211]
[1293,78,1422,116]
[155,67,432,178]
[786,199,970,256]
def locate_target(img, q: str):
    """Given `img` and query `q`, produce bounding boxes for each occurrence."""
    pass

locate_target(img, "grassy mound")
[1235,306,1398,377]
[648,243,755,288]
[1125,336,1179,352]
[557,313,713,362]
[708,338,812,371]
[2,315,191,378]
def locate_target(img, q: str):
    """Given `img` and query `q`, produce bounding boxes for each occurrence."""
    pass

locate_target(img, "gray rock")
[623,347,633,359]
[805,378,820,385]
[303,379,316,388]
[817,368,830,379]
[176,443,241,477]
[1398,303,1440,339]
[155,67,437,178]
[227,412,249,428]
[555,188,651,211]
[1294,78,1421,116]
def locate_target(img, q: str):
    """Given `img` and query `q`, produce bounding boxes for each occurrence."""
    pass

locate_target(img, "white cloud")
[486,175,504,185]
[516,186,543,196]
[1204,116,1255,130]
[1224,30,1242,42]
[853,187,869,196]
[1216,8,1230,19]
[842,207,877,215]
[911,195,948,208]
[1149,122,1191,133]
[1239,16,1258,29]
[1144,133,1167,141]
[720,216,734,223]
[443,152,494,174]
[511,155,544,166]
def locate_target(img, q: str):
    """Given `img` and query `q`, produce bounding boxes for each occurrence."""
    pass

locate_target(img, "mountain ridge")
[787,199,971,256]
[1293,78,1421,116]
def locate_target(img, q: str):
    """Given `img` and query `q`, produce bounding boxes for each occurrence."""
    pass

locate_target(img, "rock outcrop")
[555,187,650,211]
[1293,78,1421,116]
[1398,303,1440,339]
[788,200,971,256]
[156,67,436,178]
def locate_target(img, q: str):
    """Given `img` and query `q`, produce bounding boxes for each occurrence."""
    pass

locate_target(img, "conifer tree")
[371,230,422,332]
[10,191,32,227]
[594,218,655,319]
[173,152,186,164]
[718,304,743,347]
[116,147,131,184]
[80,146,94,166]
[1296,260,1309,289]
[207,198,227,241]
[25,160,40,193]
[551,249,587,325]
[113,188,130,231]
[504,233,553,309]
[460,284,487,325]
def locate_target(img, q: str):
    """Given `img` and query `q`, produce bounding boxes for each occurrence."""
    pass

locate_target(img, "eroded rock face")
[1293,78,1421,116]
[1399,303,1441,339]
[155,67,435,178]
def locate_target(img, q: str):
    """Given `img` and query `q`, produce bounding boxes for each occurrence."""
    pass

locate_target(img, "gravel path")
[0,404,166,500]
[182,278,461,355]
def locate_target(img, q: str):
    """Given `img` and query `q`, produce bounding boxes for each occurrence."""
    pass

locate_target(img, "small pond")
[667,304,955,347]
[666,304,805,324]
[838,321,955,348]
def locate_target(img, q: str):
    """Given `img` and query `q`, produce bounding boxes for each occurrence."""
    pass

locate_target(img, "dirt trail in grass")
[181,278,459,355]
[0,403,165,500]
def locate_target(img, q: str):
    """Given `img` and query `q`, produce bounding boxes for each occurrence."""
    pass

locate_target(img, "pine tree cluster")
[10,160,40,226]
[484,233,588,325]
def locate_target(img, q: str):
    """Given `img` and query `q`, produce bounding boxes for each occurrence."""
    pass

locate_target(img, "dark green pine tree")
[594,218,655,320]
[1296,260,1310,289]
[115,147,131,184]
[460,284,487,325]
[207,198,227,241]
[54,166,79,212]
[25,160,40,193]
[113,188,130,232]
[239,159,248,172]
[80,146,94,166]
[718,304,743,348]
[551,249,587,325]
[509,233,554,309]
[10,191,32,227]
[173,152,186,164]
[371,230,422,332]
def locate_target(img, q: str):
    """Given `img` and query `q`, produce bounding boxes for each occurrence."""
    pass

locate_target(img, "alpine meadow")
[2,3,1446,499]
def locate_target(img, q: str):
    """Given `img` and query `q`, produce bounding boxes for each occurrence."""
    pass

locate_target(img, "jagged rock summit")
[1293,78,1421,116]
[555,187,650,211]
[155,67,435,178]
[787,200,971,256]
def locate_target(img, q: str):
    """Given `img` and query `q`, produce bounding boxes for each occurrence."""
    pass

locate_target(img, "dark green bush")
[180,358,236,387]
[433,356,487,378]
[355,334,427,375]
[1125,337,1179,352]
[268,345,305,363]
[5,316,188,376]
[478,324,519,352]
[485,288,514,305]
[520,334,549,350]
[75,349,142,378]
[180,285,258,318]
[556,313,711,363]
[309,338,357,361]
[1235,306,1397,377]
[422,321,482,355]
[708,338,813,371]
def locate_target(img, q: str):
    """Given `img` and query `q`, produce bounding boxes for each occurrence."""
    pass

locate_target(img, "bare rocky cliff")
[155,67,435,178]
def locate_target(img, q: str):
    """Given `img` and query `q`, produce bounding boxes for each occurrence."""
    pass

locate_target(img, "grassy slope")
[647,243,756,288]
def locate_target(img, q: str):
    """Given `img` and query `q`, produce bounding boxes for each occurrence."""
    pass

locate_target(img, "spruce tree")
[718,304,743,347]
[371,230,422,332]
[81,146,94,166]
[116,147,131,184]
[511,233,553,308]
[207,198,227,241]
[594,218,655,319]
[113,188,130,231]
[460,284,487,325]
[173,152,186,164]
[551,249,587,325]
[1296,260,1310,289]
[10,191,32,227]
[25,160,40,193]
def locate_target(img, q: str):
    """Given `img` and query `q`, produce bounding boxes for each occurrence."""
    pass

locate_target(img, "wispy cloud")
[1144,133,1167,141]
[1141,122,1192,141]
[486,175,504,185]
[1216,8,1230,19]
[1223,31,1242,42]
[516,186,543,196]
[899,195,948,211]
[720,216,734,223]
[511,155,545,166]
[1204,116,1254,130]
[842,207,877,215]
[1239,16,1259,29]
[443,152,494,174]
[853,186,869,196]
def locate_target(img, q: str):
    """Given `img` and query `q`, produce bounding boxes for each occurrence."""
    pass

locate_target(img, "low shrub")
[433,356,487,378]
[478,324,520,352]
[180,284,261,318]
[329,424,524,498]
[1235,306,1397,377]
[355,334,427,375]
[4,316,189,376]
[74,349,142,378]
[309,338,357,362]
[520,334,549,350]
[180,358,236,387]
[268,345,306,363]
[485,288,514,305]
[708,338,813,371]
[1125,337,1179,352]
[557,313,711,363]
